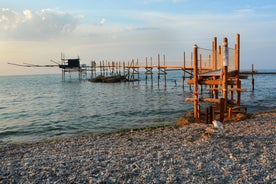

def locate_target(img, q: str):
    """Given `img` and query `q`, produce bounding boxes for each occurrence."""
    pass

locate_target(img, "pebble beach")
[0,110,275,184]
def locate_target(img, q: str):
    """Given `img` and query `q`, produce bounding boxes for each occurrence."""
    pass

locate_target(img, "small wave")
[0,130,20,137]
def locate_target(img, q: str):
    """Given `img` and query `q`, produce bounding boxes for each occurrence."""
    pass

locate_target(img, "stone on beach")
[0,110,275,183]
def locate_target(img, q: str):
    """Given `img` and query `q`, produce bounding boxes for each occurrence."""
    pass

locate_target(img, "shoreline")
[1,110,275,183]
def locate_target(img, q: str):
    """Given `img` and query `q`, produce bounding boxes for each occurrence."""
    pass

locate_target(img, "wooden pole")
[158,54,160,88]
[237,79,241,106]
[137,58,139,82]
[183,52,186,89]
[235,34,240,72]
[145,57,148,81]
[252,64,255,91]
[200,54,203,95]
[163,54,166,88]
[213,37,217,70]
[235,34,241,105]
[220,98,225,122]
[190,52,193,67]
[209,106,213,124]
[123,62,125,78]
[218,46,221,69]
[193,44,200,123]
[150,57,153,85]
[190,52,193,91]
[222,37,229,112]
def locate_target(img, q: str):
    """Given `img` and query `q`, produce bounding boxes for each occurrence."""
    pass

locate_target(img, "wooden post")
[200,54,202,70]
[189,52,193,91]
[222,38,229,112]
[218,46,221,69]
[235,34,241,104]
[163,54,166,88]
[145,57,148,81]
[190,52,193,67]
[213,37,217,70]
[123,62,126,78]
[158,54,160,88]
[235,34,240,72]
[200,54,203,95]
[209,106,214,124]
[208,55,211,68]
[220,98,225,122]
[137,58,139,82]
[150,57,153,85]
[183,52,185,89]
[100,61,102,76]
[252,64,255,91]
[193,44,200,123]
[237,79,241,106]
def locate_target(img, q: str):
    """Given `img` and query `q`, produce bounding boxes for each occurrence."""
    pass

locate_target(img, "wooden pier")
[84,34,250,123]
[9,33,274,123]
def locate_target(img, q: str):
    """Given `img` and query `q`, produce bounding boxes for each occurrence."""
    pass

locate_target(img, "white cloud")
[23,9,33,20]
[100,18,106,25]
[0,8,20,30]
[0,8,79,40]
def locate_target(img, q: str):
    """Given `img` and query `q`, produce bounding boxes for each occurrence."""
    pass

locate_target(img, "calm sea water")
[0,71,275,146]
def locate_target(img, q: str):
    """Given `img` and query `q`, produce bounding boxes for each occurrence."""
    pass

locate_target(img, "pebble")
[0,111,275,183]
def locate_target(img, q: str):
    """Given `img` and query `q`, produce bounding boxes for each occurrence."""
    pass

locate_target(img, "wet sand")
[0,110,275,183]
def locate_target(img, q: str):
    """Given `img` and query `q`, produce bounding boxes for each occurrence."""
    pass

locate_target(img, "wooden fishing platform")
[87,34,252,123]
[8,33,275,124]
[183,34,248,123]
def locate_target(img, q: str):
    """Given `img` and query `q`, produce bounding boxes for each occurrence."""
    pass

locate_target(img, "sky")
[1,0,276,75]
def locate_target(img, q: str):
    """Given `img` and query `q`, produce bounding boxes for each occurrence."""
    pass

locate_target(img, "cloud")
[0,8,80,41]
[0,8,20,30]
[100,18,106,25]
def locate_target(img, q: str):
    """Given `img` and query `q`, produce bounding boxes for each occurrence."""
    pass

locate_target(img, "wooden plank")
[206,88,246,92]
[201,98,221,103]
[185,97,221,103]
[188,79,222,85]
[239,75,248,79]
[185,98,194,102]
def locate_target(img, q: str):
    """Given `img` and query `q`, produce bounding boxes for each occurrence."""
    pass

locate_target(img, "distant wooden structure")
[60,54,88,81]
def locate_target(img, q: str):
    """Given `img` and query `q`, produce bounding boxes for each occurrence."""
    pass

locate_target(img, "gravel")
[1,110,275,183]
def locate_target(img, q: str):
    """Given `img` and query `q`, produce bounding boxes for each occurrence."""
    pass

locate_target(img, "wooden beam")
[185,98,221,103]
[206,88,246,92]
[187,79,221,85]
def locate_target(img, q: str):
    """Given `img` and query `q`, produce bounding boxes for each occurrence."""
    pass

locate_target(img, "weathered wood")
[222,37,228,112]
[235,34,240,71]
[193,44,200,123]
[206,88,246,92]
[185,98,221,103]
[187,79,221,85]
[252,64,255,91]
[220,98,226,122]
[213,37,217,70]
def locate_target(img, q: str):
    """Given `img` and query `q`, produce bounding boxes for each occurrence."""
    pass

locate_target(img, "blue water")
[0,71,275,146]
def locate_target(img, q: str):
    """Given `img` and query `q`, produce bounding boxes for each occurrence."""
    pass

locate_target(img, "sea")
[0,70,275,146]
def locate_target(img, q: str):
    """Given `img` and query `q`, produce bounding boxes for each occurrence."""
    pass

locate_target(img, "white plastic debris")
[212,120,225,136]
